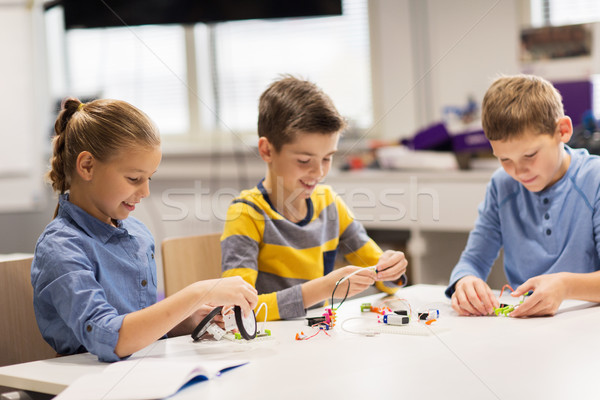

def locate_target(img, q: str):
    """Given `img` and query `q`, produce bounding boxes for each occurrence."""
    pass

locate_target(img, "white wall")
[368,0,419,139]
[0,1,49,215]
[369,0,520,138]
[426,0,520,123]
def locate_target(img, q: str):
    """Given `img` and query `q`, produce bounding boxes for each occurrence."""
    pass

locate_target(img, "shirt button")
[151,253,154,259]
[544,213,549,220]
[543,198,549,205]
[86,325,92,332]
[141,279,148,287]
[546,229,552,235]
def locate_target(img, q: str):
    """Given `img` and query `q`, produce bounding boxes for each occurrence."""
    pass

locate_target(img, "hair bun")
[55,97,82,135]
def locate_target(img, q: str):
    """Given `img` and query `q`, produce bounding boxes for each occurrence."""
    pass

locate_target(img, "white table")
[1,284,599,400]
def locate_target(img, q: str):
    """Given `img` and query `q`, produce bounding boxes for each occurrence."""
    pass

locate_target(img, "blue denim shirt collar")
[58,193,128,243]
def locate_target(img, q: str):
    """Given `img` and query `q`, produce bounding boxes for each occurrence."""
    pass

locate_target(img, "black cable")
[331,277,351,311]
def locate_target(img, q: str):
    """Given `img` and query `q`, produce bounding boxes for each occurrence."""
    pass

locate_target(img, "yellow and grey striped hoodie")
[221,180,383,321]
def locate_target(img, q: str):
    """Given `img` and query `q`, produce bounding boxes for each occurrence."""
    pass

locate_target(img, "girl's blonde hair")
[48,97,160,217]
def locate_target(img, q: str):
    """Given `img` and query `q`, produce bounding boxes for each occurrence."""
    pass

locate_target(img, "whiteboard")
[0,1,47,212]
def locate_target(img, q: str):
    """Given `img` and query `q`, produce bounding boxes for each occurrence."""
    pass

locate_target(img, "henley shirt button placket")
[542,197,551,235]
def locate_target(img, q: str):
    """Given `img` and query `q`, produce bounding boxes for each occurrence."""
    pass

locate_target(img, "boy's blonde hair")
[258,76,346,151]
[48,97,160,216]
[482,74,564,141]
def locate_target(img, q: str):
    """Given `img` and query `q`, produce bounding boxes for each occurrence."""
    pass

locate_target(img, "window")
[208,0,371,135]
[529,0,600,119]
[45,0,372,141]
[530,0,600,27]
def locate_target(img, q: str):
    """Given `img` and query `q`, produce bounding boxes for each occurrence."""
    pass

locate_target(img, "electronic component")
[379,314,409,326]
[418,309,439,321]
[493,288,533,316]
[306,316,327,326]
[234,329,271,340]
[192,305,257,341]
[382,314,409,325]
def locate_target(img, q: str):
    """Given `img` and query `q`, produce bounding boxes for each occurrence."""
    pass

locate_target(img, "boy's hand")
[374,250,408,281]
[451,276,498,316]
[509,273,567,317]
[328,266,376,298]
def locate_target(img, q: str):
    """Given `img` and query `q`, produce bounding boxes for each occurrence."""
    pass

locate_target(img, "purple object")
[451,130,491,153]
[404,122,451,150]
[553,80,593,128]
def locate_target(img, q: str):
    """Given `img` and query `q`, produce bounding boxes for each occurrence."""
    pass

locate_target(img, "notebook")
[53,358,248,400]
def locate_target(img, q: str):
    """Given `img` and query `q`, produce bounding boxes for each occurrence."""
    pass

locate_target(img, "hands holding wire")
[452,273,569,317]
[374,250,408,282]
[508,273,567,317]
[328,266,377,299]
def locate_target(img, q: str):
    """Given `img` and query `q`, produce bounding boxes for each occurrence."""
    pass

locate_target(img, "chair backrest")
[0,256,56,366]
[161,233,222,298]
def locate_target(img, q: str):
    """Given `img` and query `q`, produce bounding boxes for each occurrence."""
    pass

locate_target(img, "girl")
[32,98,257,362]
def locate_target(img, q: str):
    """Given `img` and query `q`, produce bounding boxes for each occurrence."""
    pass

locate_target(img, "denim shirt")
[32,194,157,362]
[446,146,600,297]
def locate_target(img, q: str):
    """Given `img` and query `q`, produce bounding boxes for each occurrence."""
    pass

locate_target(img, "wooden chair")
[0,256,55,367]
[161,233,223,297]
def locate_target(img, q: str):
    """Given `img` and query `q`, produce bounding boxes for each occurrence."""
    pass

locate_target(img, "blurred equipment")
[44,0,343,28]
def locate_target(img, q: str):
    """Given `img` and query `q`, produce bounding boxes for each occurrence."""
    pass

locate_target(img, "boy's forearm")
[301,277,330,309]
[562,271,600,302]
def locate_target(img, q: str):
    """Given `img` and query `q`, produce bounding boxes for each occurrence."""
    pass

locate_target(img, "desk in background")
[1,284,598,400]
[326,169,505,287]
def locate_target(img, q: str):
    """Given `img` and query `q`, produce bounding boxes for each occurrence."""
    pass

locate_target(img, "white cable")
[336,265,377,285]
[255,302,268,332]
[340,317,378,336]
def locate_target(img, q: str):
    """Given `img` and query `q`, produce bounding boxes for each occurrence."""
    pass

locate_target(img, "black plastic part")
[234,305,257,340]
[306,316,327,325]
[191,306,223,341]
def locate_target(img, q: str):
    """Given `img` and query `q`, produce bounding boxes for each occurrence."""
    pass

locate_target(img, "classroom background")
[2,0,599,297]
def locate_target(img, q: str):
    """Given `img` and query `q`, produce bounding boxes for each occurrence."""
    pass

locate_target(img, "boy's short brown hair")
[482,74,564,141]
[258,76,346,151]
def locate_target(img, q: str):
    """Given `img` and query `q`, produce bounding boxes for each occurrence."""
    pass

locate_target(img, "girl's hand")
[197,276,258,317]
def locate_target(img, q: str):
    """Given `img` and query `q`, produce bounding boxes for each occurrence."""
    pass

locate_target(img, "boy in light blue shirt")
[446,75,600,317]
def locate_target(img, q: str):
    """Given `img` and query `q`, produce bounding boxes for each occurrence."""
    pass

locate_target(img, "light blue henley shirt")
[446,146,600,297]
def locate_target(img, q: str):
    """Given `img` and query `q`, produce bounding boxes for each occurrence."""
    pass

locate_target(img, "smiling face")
[490,118,572,192]
[260,131,340,219]
[70,146,162,225]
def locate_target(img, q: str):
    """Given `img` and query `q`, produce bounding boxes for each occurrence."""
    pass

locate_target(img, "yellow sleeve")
[333,194,383,266]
